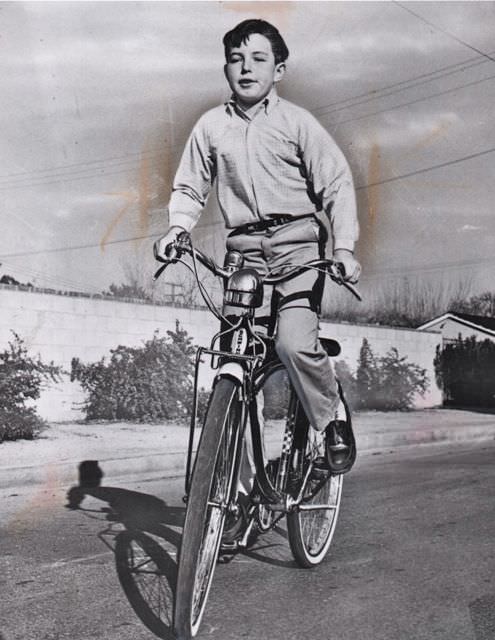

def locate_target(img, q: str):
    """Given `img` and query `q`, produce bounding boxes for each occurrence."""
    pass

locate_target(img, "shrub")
[337,339,429,411]
[0,333,61,442]
[71,323,202,422]
[434,336,495,408]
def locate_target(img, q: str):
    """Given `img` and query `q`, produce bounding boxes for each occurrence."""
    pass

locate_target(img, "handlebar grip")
[153,263,169,281]
[343,280,362,301]
[330,262,362,300]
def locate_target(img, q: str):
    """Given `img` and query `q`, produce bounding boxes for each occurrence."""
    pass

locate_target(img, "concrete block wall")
[319,320,442,408]
[0,285,442,421]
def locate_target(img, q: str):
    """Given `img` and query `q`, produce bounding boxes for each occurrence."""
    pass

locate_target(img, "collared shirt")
[168,89,359,251]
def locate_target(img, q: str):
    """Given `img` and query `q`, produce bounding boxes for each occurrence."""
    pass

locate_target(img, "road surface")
[1,441,494,640]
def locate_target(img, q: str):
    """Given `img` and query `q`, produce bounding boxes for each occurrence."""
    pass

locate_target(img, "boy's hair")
[223,19,289,64]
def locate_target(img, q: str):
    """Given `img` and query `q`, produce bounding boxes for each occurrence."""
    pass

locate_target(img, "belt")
[231,213,315,235]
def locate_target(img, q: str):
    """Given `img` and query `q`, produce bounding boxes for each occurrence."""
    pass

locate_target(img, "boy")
[154,19,361,472]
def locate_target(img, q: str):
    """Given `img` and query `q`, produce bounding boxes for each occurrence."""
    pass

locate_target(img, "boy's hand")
[153,226,186,261]
[333,249,361,284]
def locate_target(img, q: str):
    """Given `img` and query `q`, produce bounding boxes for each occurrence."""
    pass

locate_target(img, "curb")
[1,423,494,491]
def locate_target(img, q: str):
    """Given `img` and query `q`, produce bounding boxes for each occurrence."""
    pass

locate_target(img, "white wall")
[0,285,442,420]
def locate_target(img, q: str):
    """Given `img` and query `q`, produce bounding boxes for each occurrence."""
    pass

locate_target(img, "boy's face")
[224,33,285,108]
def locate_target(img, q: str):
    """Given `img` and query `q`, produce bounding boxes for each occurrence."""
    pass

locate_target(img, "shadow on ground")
[64,459,296,638]
[66,460,182,639]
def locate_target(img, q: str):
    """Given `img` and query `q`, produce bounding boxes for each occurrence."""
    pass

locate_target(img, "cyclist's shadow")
[66,460,182,640]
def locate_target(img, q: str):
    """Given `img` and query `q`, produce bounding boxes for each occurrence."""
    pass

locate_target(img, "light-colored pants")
[225,216,339,432]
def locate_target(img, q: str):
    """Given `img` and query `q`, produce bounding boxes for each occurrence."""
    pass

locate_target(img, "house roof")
[418,312,495,336]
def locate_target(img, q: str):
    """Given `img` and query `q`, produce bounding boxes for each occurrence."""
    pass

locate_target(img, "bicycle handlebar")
[154,232,362,301]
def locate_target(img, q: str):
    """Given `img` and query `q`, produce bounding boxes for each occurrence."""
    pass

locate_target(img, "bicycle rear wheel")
[174,378,242,639]
[286,397,346,568]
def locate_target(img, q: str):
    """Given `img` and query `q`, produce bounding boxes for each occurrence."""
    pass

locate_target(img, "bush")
[71,324,202,422]
[337,339,429,411]
[0,333,61,442]
[434,336,495,408]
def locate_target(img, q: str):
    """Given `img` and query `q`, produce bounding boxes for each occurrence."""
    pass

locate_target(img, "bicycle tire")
[286,392,348,568]
[174,377,242,639]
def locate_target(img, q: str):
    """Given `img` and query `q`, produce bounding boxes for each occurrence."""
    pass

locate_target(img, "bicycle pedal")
[310,457,330,481]
[217,550,237,563]
[219,541,239,555]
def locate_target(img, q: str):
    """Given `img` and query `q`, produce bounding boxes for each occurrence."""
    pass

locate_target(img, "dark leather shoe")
[325,416,356,475]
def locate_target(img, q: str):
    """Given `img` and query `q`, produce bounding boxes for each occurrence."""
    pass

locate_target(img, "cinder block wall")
[0,286,442,421]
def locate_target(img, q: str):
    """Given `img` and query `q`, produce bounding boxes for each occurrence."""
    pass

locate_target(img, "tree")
[336,339,429,411]
[355,338,379,408]
[376,348,429,410]
[434,336,495,407]
[321,273,473,327]
[104,279,154,302]
[451,291,495,317]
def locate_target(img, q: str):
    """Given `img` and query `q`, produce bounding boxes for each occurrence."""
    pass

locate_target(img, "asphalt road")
[1,441,494,640]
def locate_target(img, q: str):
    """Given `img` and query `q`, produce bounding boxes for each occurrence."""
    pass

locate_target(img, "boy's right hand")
[153,226,186,262]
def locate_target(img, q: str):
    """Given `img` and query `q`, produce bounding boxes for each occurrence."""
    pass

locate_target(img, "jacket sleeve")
[299,112,359,252]
[168,116,216,232]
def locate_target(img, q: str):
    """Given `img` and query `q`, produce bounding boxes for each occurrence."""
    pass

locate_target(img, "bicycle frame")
[156,233,360,515]
[184,310,315,512]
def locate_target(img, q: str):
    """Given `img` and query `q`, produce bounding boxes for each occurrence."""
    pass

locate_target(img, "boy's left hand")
[333,249,361,284]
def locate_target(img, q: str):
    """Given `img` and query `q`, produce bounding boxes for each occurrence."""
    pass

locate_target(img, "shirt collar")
[225,87,280,118]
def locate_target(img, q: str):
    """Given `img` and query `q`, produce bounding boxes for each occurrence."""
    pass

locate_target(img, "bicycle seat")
[321,338,341,357]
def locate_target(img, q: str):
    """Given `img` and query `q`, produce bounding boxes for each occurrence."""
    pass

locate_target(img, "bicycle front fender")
[216,361,244,384]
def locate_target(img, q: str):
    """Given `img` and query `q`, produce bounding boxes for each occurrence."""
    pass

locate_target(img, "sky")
[1,0,494,301]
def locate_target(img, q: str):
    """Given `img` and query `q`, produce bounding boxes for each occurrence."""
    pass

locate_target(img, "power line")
[0,142,183,191]
[362,256,495,280]
[2,144,494,259]
[356,145,495,189]
[0,233,157,259]
[314,55,493,119]
[393,1,495,64]
[1,62,492,192]
[322,71,495,128]
[312,51,493,116]
[0,160,166,192]
[0,147,166,181]
[0,259,102,294]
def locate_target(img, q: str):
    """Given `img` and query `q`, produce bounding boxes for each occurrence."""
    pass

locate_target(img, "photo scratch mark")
[414,120,451,150]
[222,1,294,28]
[99,192,134,253]
[99,148,154,252]
[363,142,381,264]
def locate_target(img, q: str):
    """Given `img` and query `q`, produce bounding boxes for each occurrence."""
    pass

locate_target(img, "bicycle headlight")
[224,269,263,308]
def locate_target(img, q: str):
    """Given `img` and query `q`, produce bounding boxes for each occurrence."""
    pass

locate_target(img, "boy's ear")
[274,62,286,83]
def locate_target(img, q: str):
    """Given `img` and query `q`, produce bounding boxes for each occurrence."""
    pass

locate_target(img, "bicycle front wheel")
[286,404,345,568]
[174,378,242,639]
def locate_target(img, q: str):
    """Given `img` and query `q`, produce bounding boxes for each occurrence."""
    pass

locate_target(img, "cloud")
[353,111,461,150]
[458,224,483,233]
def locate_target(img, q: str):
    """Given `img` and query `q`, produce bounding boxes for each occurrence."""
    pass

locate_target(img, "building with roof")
[418,312,495,345]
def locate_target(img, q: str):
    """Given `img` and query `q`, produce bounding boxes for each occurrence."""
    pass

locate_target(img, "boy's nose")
[241,59,253,73]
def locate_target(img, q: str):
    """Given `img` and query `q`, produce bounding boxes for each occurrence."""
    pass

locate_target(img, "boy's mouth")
[239,79,256,87]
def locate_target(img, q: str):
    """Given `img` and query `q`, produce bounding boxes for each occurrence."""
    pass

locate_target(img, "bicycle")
[154,232,361,640]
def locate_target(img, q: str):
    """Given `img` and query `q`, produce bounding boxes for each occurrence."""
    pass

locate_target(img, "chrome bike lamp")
[224,268,264,308]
